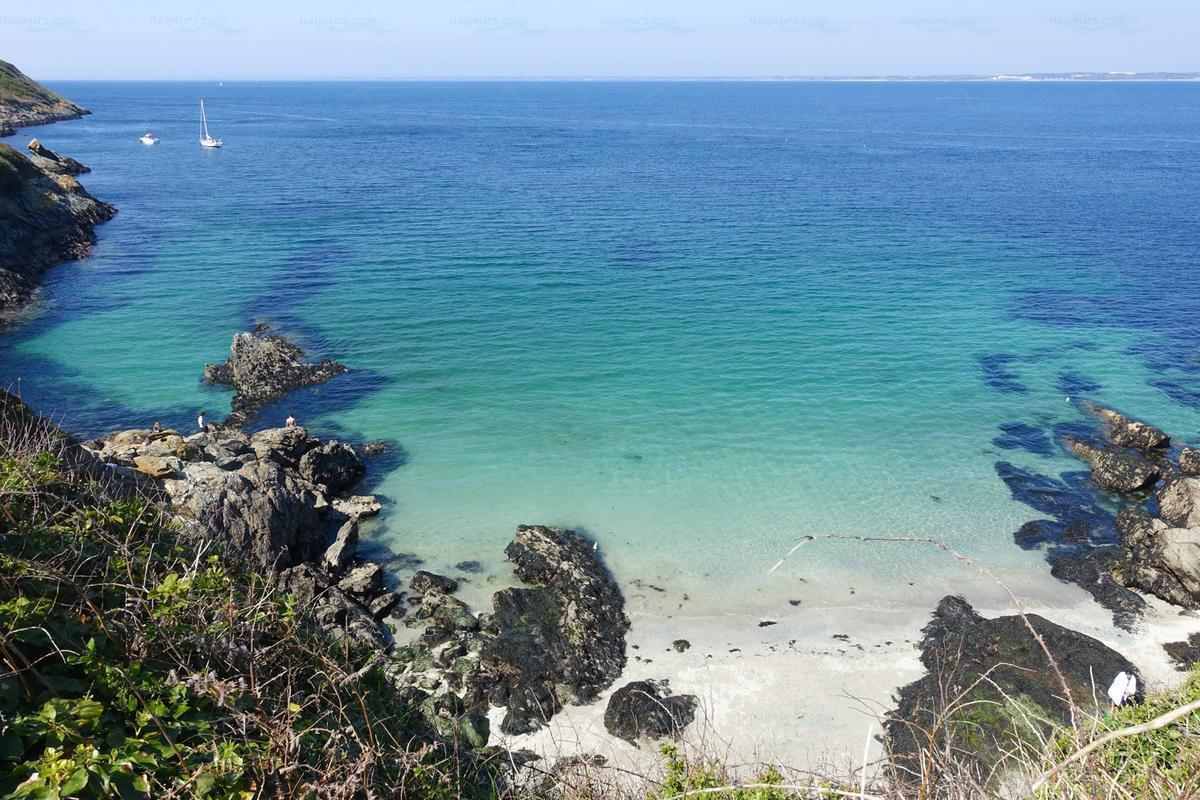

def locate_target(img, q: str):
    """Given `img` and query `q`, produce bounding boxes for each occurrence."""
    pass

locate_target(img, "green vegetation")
[0,60,71,108]
[0,143,43,194]
[0,396,496,799]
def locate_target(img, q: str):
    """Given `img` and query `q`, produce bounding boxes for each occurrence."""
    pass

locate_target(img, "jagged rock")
[204,328,348,425]
[277,563,390,651]
[132,454,181,479]
[26,138,88,175]
[1068,439,1161,493]
[1164,633,1200,671]
[0,142,114,310]
[359,440,389,458]
[323,520,358,575]
[411,570,459,596]
[332,494,381,520]
[604,680,698,744]
[1116,507,1200,609]
[672,639,691,653]
[1087,404,1170,451]
[298,440,366,493]
[1156,476,1200,529]
[1180,447,1200,476]
[886,596,1138,781]
[250,426,316,466]
[368,591,403,619]
[339,562,383,597]
[163,458,326,570]
[1049,547,1145,631]
[417,592,479,631]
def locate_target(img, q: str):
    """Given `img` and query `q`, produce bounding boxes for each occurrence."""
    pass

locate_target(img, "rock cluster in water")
[203,325,349,426]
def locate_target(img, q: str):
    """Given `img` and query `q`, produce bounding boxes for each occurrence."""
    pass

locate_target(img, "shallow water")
[4,81,1200,617]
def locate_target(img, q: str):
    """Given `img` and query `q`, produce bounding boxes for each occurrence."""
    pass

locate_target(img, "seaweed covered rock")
[204,327,348,426]
[886,596,1138,780]
[604,680,698,744]
[1179,447,1200,476]
[1086,404,1170,451]
[1049,546,1146,632]
[1067,439,1161,493]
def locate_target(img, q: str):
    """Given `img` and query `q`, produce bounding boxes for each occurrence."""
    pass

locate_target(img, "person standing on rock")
[286,412,297,428]
[197,410,208,433]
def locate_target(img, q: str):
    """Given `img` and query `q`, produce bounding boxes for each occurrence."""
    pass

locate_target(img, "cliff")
[0,141,115,310]
[0,58,88,135]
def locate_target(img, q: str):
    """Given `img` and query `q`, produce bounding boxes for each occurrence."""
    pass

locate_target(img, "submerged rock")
[1067,439,1161,493]
[1086,404,1170,451]
[411,571,459,596]
[204,327,348,426]
[886,596,1138,780]
[604,680,698,744]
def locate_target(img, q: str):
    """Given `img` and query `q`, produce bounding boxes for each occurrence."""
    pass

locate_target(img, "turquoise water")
[4,82,1200,613]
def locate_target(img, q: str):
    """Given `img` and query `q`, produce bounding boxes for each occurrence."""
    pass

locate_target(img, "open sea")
[4,81,1200,619]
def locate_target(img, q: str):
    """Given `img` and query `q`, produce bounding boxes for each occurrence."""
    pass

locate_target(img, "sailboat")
[199,99,223,148]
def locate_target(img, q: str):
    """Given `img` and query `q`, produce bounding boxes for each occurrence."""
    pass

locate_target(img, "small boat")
[139,132,159,145]
[199,99,222,148]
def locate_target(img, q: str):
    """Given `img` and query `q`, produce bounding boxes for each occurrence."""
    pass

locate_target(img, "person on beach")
[197,411,208,433]
[285,412,297,428]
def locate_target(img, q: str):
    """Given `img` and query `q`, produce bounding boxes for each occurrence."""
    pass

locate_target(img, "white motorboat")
[199,99,223,148]
[139,132,159,145]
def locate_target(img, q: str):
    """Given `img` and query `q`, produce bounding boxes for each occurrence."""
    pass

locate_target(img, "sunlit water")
[4,81,1199,617]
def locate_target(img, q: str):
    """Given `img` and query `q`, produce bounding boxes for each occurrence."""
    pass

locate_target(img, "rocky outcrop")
[886,596,1138,780]
[1049,547,1146,632]
[1179,447,1200,476]
[604,680,697,744]
[26,139,88,175]
[1116,507,1200,609]
[484,526,630,733]
[85,422,390,651]
[1156,476,1200,529]
[1085,404,1170,451]
[0,59,89,132]
[299,440,366,493]
[384,526,630,740]
[0,142,115,310]
[1067,438,1160,493]
[1164,633,1200,671]
[204,326,348,426]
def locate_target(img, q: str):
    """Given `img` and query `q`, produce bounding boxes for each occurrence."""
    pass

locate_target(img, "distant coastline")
[31,72,1200,83]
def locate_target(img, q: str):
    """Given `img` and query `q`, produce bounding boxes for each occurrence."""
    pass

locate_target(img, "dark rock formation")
[298,440,366,493]
[1116,507,1200,609]
[0,142,115,310]
[672,639,691,652]
[484,525,630,732]
[26,138,88,175]
[1049,547,1145,632]
[1067,439,1161,493]
[411,571,459,595]
[886,596,1138,780]
[604,680,698,744]
[203,327,348,426]
[1085,404,1170,451]
[1164,633,1200,671]
[1179,447,1200,476]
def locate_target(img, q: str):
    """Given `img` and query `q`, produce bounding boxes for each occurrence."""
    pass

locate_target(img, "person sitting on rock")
[197,411,208,433]
[152,421,163,433]
[285,412,297,428]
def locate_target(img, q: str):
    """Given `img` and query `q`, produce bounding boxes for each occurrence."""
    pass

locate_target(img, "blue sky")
[4,0,1197,79]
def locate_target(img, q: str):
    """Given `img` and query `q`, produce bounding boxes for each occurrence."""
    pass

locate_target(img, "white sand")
[488,564,1200,777]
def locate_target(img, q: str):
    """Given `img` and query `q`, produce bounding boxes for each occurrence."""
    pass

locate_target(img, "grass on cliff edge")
[0,393,498,799]
[0,60,73,109]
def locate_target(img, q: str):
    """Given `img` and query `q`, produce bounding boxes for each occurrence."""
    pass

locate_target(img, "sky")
[3,0,1198,80]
